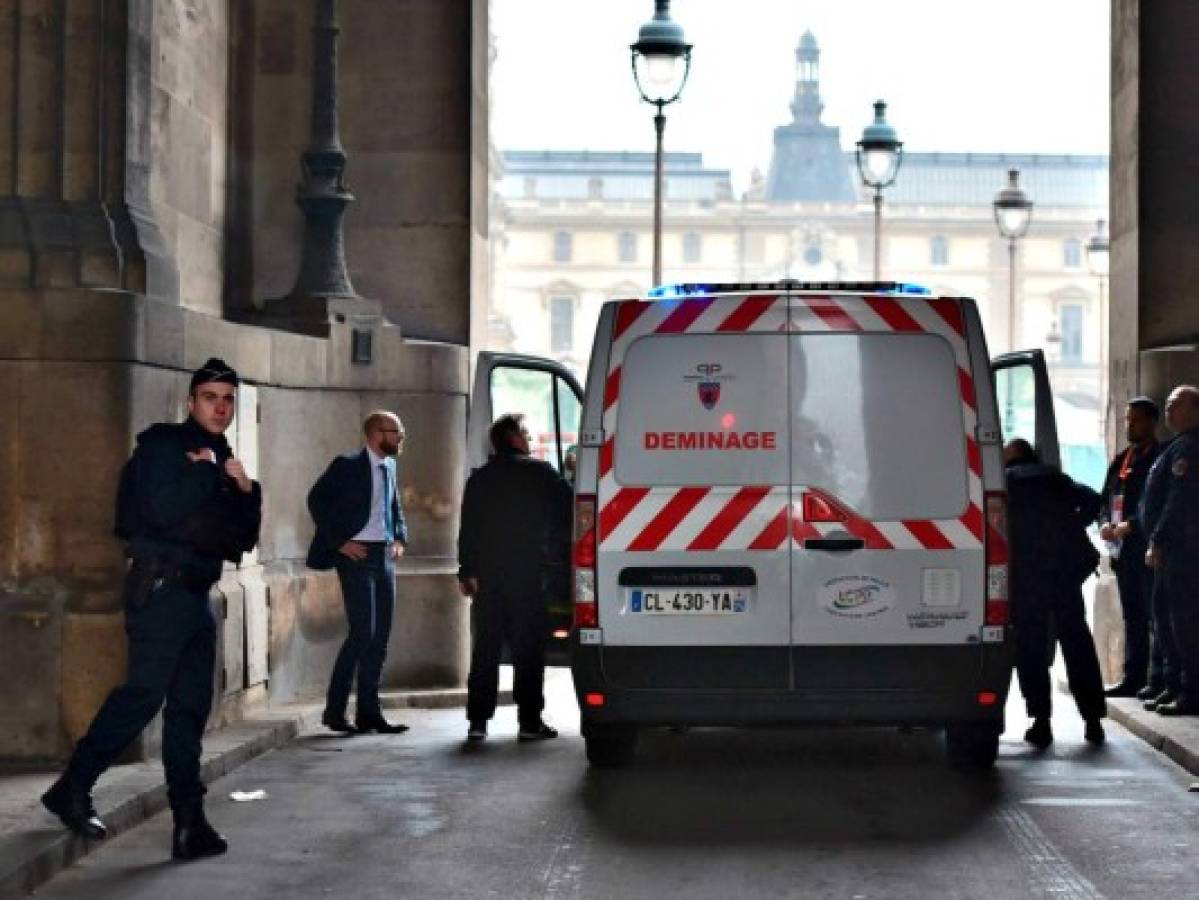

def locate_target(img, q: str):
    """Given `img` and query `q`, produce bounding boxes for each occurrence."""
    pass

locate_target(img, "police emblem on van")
[686,363,729,410]
[821,575,894,619]
[698,382,721,409]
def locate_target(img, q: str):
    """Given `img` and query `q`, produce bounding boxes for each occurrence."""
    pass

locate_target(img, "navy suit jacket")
[306,448,408,570]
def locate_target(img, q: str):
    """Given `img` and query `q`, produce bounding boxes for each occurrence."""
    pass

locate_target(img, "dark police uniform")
[1006,458,1106,725]
[69,416,261,813]
[1148,425,1199,709]
[458,446,572,731]
[1099,439,1160,688]
[1141,437,1182,699]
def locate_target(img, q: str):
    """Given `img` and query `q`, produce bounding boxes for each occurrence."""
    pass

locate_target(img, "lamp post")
[631,0,692,287]
[993,168,1034,351]
[855,100,903,280]
[1087,218,1111,441]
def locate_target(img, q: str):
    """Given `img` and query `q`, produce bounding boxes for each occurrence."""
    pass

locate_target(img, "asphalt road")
[34,673,1199,900]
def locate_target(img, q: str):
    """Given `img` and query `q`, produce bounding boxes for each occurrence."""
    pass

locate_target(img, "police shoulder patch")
[1173,457,1189,477]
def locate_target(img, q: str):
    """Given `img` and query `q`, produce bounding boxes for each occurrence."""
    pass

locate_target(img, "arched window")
[930,235,949,267]
[618,231,637,263]
[549,296,574,352]
[553,231,573,263]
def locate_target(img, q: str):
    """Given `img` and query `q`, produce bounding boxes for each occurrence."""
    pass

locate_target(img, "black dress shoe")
[1104,681,1146,698]
[321,711,357,734]
[1144,688,1178,712]
[354,714,409,734]
[1084,718,1106,744]
[518,721,559,742]
[1023,717,1053,749]
[41,775,107,840]
[172,804,228,860]
[1137,683,1164,701]
[1156,697,1199,717]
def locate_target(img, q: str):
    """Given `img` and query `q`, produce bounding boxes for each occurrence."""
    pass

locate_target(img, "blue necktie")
[381,462,394,542]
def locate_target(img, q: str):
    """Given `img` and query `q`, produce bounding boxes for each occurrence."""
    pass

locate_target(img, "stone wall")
[236,0,476,344]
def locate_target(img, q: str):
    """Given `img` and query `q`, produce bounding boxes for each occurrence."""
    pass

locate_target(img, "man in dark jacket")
[1004,439,1106,748]
[42,358,262,860]
[457,413,572,743]
[1144,385,1199,716]
[307,411,410,735]
[1097,397,1161,695]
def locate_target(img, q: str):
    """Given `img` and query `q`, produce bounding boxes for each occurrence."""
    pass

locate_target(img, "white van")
[468,281,1060,769]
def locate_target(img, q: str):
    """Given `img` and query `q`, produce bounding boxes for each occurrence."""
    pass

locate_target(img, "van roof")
[647,281,934,299]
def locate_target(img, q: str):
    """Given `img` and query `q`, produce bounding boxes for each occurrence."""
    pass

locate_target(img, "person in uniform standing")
[1098,397,1161,696]
[457,413,572,743]
[1004,438,1106,748]
[42,358,262,860]
[307,411,410,735]
[1145,385,1199,716]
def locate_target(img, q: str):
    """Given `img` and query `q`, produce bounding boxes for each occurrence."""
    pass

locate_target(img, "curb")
[1107,699,1199,776]
[0,688,502,898]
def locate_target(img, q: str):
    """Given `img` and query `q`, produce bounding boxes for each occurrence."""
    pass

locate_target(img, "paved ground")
[24,672,1199,900]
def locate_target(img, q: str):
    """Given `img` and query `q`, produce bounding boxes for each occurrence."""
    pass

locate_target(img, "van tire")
[945,723,1000,770]
[585,726,639,768]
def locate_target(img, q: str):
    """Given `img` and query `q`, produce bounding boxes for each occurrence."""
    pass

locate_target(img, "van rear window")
[613,331,969,521]
[791,333,967,520]
[614,333,790,487]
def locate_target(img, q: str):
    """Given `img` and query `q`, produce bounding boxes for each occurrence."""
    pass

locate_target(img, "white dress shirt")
[351,447,394,542]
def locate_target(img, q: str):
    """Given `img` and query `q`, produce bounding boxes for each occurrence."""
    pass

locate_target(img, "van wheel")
[945,723,1000,770]
[585,726,639,768]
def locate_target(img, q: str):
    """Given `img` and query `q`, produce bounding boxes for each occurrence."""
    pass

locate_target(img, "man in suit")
[308,411,409,734]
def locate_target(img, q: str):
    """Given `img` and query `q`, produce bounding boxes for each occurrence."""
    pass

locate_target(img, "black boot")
[1023,717,1053,749]
[41,774,107,840]
[172,803,228,860]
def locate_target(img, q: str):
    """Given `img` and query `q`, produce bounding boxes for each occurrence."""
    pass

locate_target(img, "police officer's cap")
[190,358,240,392]
[1128,396,1160,420]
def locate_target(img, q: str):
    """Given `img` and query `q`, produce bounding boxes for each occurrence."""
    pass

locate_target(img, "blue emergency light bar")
[647,280,932,299]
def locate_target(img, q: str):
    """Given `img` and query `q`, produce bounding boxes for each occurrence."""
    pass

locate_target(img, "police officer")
[1004,439,1106,748]
[1098,397,1161,695]
[1145,385,1199,716]
[457,413,572,743]
[41,358,262,859]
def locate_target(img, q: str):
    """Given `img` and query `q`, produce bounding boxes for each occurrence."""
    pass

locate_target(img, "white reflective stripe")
[599,491,672,549]
[937,517,983,549]
[654,491,732,549]
[874,522,924,550]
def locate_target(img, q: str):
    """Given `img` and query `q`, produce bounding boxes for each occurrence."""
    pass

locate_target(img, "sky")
[491,0,1111,193]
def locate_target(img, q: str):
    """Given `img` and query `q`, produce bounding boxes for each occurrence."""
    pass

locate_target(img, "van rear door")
[787,294,987,672]
[991,349,1061,467]
[468,352,583,664]
[596,294,792,689]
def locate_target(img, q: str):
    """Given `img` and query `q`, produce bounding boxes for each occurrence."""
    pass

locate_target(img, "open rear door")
[468,352,583,665]
[991,349,1061,468]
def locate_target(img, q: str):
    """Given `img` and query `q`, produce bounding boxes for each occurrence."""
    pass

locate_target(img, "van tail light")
[984,491,1009,626]
[574,494,598,628]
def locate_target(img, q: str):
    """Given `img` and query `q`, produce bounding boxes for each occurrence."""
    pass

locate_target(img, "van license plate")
[627,589,749,615]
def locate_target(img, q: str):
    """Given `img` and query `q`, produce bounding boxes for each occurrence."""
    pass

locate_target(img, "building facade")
[490,32,1109,485]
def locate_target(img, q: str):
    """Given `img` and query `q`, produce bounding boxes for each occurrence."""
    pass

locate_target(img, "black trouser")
[1013,583,1107,721]
[326,544,396,720]
[1113,553,1151,687]
[68,580,216,811]
[466,578,548,727]
[1149,568,1182,692]
[1166,557,1199,702]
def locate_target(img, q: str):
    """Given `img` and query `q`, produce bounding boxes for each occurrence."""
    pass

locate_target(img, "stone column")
[1110,0,1199,432]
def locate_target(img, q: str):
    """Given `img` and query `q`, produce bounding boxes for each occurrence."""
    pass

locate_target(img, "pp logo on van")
[688,363,729,410]
[820,575,894,619]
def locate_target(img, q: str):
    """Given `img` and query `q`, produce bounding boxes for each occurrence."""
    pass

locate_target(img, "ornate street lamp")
[631,0,692,287]
[1087,218,1111,439]
[856,100,903,280]
[993,168,1034,350]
